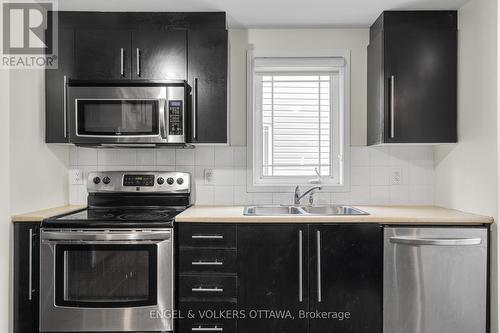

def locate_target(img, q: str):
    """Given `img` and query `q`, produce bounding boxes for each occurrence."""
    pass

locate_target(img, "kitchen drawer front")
[179,249,237,274]
[178,319,237,333]
[178,224,236,249]
[179,275,237,303]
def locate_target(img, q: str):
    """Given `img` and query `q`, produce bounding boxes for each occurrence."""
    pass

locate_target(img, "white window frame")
[246,49,351,193]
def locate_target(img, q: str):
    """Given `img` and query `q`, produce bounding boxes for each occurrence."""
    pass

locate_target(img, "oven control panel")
[88,171,191,193]
[123,174,155,187]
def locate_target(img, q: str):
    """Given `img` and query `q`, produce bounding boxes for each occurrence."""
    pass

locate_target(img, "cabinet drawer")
[178,224,236,248]
[179,249,236,274]
[178,320,236,333]
[179,275,237,303]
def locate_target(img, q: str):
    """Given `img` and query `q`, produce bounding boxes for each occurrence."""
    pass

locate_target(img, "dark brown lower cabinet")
[237,224,308,333]
[13,223,40,333]
[177,223,238,333]
[308,224,382,333]
[237,224,382,333]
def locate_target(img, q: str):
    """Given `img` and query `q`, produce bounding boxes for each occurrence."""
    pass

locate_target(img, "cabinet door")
[238,225,308,333]
[131,30,187,80]
[75,29,131,80]
[384,25,457,143]
[188,29,228,143]
[13,224,40,333]
[45,25,74,143]
[309,224,382,333]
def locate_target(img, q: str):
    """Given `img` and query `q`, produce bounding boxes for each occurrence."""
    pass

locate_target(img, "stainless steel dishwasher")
[384,227,488,333]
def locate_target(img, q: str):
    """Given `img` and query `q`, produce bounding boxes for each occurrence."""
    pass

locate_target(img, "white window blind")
[260,74,332,177]
[252,56,345,184]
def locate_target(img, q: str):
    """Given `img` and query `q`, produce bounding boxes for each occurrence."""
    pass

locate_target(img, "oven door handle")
[41,231,171,242]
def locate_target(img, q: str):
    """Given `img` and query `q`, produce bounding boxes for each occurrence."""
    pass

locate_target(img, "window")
[248,51,350,191]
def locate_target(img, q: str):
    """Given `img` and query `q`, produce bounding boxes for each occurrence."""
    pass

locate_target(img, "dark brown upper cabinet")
[75,29,132,80]
[45,12,227,144]
[75,29,187,81]
[131,30,187,80]
[367,11,458,145]
[188,28,228,143]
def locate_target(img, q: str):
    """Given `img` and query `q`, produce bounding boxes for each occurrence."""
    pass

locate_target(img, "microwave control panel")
[168,100,183,136]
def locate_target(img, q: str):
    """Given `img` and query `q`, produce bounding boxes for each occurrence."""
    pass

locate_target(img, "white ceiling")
[58,0,469,28]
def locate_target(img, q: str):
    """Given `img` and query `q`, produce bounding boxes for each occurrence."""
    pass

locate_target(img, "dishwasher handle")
[390,236,482,246]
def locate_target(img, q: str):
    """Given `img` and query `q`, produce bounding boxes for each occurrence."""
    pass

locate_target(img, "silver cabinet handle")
[192,261,223,266]
[390,237,482,246]
[316,230,322,302]
[192,326,223,332]
[120,48,124,76]
[298,230,303,302]
[28,228,34,301]
[192,77,199,140]
[136,48,140,76]
[192,287,223,292]
[390,75,395,139]
[63,75,67,138]
[192,235,223,239]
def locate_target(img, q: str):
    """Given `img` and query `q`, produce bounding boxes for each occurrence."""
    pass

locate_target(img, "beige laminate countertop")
[11,205,87,222]
[175,205,494,224]
[10,204,494,225]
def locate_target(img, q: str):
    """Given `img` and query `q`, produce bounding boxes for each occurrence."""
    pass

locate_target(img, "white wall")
[9,70,69,215]
[434,0,498,218]
[229,28,369,146]
[434,0,498,332]
[1,68,11,333]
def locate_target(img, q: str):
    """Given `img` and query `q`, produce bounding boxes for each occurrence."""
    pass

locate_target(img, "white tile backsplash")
[370,147,391,166]
[214,186,234,205]
[68,145,435,206]
[195,185,214,205]
[76,147,98,166]
[214,146,234,167]
[195,146,215,166]
[351,166,370,186]
[175,149,195,165]
[156,150,176,165]
[98,149,136,166]
[136,150,156,165]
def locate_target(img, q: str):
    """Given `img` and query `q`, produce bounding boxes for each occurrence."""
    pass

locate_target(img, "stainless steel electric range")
[40,171,192,333]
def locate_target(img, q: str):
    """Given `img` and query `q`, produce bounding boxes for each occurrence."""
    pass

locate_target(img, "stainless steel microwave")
[67,82,187,146]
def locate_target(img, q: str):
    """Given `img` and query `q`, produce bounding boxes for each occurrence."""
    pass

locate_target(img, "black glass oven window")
[55,245,157,307]
[77,100,159,136]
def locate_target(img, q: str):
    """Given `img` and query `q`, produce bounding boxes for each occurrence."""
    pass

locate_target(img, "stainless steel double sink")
[243,205,369,216]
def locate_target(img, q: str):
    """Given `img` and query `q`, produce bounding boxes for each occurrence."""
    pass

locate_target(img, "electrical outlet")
[204,168,215,185]
[69,169,84,185]
[391,168,402,185]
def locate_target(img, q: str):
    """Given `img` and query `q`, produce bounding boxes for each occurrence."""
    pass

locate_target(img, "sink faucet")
[294,185,322,205]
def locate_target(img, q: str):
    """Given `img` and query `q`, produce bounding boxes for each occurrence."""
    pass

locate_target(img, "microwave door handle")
[160,99,167,139]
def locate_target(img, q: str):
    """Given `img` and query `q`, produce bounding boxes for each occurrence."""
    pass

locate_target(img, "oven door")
[68,86,170,145]
[40,229,174,332]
